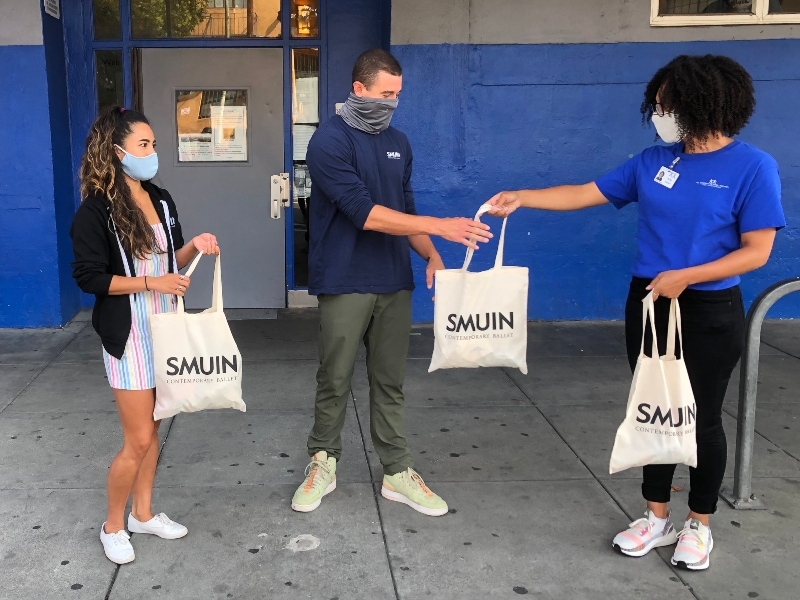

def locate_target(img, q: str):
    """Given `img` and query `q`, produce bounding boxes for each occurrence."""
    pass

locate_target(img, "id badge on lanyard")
[654,157,681,189]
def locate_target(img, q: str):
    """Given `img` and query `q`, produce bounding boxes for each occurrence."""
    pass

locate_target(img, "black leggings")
[625,277,745,515]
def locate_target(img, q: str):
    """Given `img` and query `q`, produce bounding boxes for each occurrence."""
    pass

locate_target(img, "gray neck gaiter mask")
[339,93,398,134]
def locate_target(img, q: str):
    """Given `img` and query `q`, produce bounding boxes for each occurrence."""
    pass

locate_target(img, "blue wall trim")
[62,0,96,310]
[0,45,62,327]
[42,5,81,324]
[325,0,386,118]
[392,41,800,322]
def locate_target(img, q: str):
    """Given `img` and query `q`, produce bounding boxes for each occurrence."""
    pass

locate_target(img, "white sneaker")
[128,513,188,540]
[612,510,678,557]
[100,522,135,564]
[671,518,714,570]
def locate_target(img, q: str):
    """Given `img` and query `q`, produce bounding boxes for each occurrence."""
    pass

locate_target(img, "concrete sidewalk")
[1,311,798,600]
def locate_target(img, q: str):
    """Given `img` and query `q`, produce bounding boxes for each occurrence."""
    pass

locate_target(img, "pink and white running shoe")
[671,518,714,571]
[612,510,678,557]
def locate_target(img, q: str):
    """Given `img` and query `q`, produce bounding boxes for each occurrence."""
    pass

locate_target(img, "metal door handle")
[270,173,291,220]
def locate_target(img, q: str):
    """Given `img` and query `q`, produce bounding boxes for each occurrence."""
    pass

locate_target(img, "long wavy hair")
[79,106,162,259]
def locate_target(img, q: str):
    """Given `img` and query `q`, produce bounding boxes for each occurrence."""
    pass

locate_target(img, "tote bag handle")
[665,296,684,360]
[177,252,223,314]
[461,204,508,272]
[640,292,684,360]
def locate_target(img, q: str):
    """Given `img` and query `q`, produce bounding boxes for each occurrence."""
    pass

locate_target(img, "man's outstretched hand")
[436,218,492,249]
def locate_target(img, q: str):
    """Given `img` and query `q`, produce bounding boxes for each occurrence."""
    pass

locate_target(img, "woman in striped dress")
[71,107,219,565]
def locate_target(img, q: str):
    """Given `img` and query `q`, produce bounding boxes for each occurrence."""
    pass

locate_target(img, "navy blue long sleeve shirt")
[306,115,417,296]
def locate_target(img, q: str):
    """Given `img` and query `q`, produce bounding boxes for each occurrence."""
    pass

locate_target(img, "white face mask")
[652,112,683,144]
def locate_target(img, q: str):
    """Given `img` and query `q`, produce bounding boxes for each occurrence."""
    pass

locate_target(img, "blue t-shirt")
[595,140,785,290]
[306,115,417,296]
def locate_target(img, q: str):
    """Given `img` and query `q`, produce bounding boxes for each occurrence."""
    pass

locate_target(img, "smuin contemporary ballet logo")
[696,179,729,189]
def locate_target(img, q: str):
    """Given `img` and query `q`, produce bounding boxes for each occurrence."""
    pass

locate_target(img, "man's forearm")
[363,203,492,249]
[408,234,439,262]
[363,205,440,236]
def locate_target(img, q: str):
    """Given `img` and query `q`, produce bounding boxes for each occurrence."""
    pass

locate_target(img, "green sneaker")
[381,468,448,517]
[291,451,337,513]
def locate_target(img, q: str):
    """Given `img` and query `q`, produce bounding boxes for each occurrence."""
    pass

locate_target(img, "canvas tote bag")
[609,292,697,474]
[429,204,528,374]
[151,252,245,420]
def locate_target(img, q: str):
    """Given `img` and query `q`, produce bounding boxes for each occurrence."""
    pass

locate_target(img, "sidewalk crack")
[104,565,120,600]
[721,406,800,463]
[761,340,800,361]
[350,389,401,600]
[104,395,177,599]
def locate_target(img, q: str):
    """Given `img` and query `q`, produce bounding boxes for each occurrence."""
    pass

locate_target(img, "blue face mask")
[115,145,158,181]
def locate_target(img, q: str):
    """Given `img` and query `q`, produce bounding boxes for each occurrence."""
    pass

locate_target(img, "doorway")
[140,47,286,310]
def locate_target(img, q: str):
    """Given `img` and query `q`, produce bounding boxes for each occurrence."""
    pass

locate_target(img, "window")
[291,48,319,287]
[652,0,800,24]
[93,0,122,39]
[131,0,281,39]
[208,0,247,7]
[175,89,249,162]
[197,90,247,119]
[291,0,319,38]
[95,50,124,110]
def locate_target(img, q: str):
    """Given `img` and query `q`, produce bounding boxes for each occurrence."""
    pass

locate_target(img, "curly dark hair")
[80,106,162,260]
[640,54,756,144]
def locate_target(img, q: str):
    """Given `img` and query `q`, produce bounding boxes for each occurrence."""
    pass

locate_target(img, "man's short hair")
[352,48,402,87]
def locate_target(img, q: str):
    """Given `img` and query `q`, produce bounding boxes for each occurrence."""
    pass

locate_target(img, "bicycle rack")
[720,277,800,510]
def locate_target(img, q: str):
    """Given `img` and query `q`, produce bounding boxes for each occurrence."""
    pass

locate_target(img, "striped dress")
[103,224,177,390]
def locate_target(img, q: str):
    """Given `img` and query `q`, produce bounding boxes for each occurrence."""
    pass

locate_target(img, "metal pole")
[721,277,800,510]
[225,0,231,39]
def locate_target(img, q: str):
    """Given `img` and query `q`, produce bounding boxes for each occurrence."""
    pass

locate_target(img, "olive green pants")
[307,291,413,476]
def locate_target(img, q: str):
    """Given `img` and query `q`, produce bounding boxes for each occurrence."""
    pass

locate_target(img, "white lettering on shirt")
[696,179,730,189]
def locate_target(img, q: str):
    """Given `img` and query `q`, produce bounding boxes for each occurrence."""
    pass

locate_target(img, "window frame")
[650,0,800,26]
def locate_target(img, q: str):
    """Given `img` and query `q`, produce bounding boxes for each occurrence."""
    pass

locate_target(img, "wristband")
[144,276,149,291]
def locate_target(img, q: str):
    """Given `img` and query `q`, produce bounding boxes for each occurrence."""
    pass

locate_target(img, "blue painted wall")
[324,0,391,118]
[393,41,800,322]
[0,45,63,327]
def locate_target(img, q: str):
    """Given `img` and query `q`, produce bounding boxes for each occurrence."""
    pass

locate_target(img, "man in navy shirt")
[291,49,492,517]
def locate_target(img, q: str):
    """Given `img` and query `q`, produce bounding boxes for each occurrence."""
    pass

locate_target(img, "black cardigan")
[70,182,185,359]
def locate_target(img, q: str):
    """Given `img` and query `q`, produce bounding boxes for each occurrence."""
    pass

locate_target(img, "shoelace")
[677,524,706,550]
[407,469,434,497]
[111,530,131,546]
[154,513,173,526]
[303,459,331,492]
[627,517,654,537]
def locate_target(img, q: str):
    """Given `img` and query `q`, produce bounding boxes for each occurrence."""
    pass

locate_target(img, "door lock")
[270,172,290,219]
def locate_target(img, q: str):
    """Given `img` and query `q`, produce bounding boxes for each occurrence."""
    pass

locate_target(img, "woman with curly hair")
[71,106,219,564]
[486,55,785,570]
